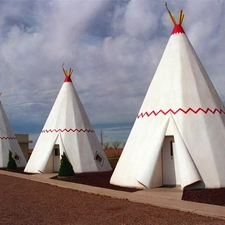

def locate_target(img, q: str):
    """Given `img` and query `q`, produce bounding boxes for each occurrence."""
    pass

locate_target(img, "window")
[14,153,21,163]
[94,151,104,166]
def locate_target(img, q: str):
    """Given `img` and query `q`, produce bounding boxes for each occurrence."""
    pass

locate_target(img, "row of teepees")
[0,63,112,173]
[1,7,225,190]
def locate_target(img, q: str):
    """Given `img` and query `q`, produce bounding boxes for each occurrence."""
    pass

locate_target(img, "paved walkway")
[1,170,225,220]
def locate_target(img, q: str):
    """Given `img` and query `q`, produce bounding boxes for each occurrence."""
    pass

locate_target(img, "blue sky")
[0,0,225,148]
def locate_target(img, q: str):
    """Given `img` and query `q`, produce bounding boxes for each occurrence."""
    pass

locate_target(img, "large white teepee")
[25,67,112,173]
[0,100,26,168]
[110,10,225,190]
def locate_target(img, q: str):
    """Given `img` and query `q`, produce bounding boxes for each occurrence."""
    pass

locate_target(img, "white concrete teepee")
[0,98,26,168]
[110,9,225,190]
[25,66,112,173]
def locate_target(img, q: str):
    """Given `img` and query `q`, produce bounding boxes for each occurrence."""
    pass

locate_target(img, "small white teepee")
[0,98,27,168]
[110,10,225,190]
[24,67,112,173]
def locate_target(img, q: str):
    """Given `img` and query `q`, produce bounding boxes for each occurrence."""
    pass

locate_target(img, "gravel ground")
[183,188,225,206]
[1,173,225,225]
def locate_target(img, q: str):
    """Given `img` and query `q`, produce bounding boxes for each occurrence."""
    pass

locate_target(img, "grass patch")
[108,157,119,161]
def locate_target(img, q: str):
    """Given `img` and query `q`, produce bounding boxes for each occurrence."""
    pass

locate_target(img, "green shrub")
[7,150,17,170]
[58,152,75,177]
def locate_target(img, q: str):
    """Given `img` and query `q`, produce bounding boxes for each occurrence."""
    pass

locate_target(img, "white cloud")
[0,0,225,147]
[123,0,159,38]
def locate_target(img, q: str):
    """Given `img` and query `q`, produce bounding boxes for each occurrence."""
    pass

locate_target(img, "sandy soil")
[1,171,225,224]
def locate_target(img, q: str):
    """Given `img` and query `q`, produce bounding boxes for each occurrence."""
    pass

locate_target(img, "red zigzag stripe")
[137,107,225,118]
[42,128,94,133]
[0,137,16,140]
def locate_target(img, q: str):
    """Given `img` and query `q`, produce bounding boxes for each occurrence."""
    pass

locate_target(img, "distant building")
[15,134,32,161]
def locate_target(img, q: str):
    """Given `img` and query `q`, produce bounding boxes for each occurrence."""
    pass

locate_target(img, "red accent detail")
[172,24,185,35]
[0,137,16,140]
[64,76,72,82]
[137,108,225,118]
[42,128,94,133]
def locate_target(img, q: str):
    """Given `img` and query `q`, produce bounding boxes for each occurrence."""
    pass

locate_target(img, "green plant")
[108,157,119,161]
[58,152,75,177]
[7,150,17,170]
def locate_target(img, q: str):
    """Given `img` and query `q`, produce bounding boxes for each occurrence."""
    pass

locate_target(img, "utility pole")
[100,130,103,148]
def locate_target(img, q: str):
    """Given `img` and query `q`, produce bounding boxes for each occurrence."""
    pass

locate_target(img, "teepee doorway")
[162,136,180,186]
[53,144,60,172]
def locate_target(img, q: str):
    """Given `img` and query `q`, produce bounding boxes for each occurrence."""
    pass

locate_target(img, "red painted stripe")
[137,108,225,118]
[0,137,16,140]
[42,128,94,133]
